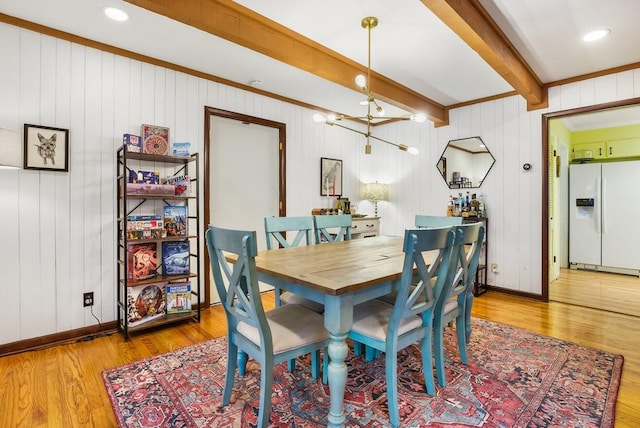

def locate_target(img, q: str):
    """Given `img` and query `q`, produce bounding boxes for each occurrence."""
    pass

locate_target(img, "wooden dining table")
[253,235,407,428]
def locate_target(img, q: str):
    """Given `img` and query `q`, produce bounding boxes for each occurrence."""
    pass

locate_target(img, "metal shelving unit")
[116,147,201,340]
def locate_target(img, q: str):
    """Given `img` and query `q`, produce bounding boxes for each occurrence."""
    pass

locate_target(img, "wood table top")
[254,235,407,296]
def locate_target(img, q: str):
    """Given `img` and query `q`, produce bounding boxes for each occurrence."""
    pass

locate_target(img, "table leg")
[323,295,353,428]
[326,332,348,427]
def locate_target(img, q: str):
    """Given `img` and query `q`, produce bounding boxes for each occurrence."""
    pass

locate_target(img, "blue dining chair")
[433,222,485,387]
[206,225,331,427]
[415,214,463,228]
[313,214,352,244]
[264,216,324,313]
[347,226,457,427]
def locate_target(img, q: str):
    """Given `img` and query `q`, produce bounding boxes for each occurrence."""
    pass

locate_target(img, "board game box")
[127,242,158,281]
[166,282,192,314]
[141,124,169,155]
[127,282,167,327]
[164,206,187,237]
[162,241,190,275]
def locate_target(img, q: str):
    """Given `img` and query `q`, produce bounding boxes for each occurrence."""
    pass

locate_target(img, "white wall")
[1,21,640,344]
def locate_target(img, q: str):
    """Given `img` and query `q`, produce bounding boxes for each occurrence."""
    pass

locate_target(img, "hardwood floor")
[550,267,640,317]
[1,289,639,427]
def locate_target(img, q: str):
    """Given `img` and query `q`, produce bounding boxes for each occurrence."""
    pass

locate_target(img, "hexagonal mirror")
[437,136,495,189]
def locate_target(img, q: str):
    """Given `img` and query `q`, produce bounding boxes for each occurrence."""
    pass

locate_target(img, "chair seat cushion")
[351,300,423,341]
[280,291,324,314]
[444,297,458,314]
[237,303,329,354]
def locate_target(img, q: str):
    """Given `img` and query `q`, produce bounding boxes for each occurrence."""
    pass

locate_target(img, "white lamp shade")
[0,128,22,168]
[362,182,388,201]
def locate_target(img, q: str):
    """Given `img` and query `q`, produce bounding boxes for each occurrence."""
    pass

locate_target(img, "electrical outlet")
[490,263,498,273]
[83,292,94,307]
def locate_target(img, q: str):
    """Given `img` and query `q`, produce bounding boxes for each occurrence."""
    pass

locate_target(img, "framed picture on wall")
[320,157,342,196]
[23,124,69,172]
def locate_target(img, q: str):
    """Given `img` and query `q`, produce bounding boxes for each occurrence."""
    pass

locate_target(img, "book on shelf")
[164,174,190,196]
[127,242,158,281]
[127,215,165,240]
[166,282,192,314]
[162,241,190,275]
[141,124,169,156]
[127,281,167,327]
[164,205,188,237]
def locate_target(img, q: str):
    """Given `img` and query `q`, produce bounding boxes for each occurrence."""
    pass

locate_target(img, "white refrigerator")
[569,160,640,273]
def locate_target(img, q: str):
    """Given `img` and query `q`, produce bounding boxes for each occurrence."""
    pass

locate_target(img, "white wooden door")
[209,116,280,303]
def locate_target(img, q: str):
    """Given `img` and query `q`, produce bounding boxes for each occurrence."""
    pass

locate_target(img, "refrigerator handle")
[601,177,606,234]
[595,177,601,234]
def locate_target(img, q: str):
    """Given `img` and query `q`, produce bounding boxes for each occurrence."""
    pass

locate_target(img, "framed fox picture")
[24,124,69,172]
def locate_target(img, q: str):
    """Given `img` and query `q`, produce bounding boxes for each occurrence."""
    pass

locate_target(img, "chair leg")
[287,358,295,372]
[353,341,363,356]
[456,314,468,365]
[421,326,436,396]
[365,345,376,362]
[465,293,474,342]
[223,341,238,405]
[258,364,273,428]
[274,287,283,306]
[385,348,400,427]
[433,317,447,387]
[311,350,320,379]
[238,350,248,376]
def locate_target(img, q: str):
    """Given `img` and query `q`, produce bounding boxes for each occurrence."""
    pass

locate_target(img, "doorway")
[542,97,640,303]
[203,107,286,305]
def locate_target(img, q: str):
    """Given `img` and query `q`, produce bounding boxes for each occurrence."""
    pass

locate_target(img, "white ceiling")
[1,0,639,129]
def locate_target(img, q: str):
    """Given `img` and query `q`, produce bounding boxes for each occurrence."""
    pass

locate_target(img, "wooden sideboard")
[351,216,380,239]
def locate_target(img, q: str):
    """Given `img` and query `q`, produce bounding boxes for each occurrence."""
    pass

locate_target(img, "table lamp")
[361,182,388,216]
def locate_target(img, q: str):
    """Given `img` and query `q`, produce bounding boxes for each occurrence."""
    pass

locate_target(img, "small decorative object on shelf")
[116,140,201,340]
[141,124,169,155]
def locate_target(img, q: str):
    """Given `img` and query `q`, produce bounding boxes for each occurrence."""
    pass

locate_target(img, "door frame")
[541,96,640,301]
[202,107,286,306]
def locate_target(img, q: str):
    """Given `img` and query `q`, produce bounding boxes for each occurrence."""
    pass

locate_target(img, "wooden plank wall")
[1,20,639,344]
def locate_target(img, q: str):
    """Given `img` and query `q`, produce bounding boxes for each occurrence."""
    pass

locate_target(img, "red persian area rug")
[103,318,623,427]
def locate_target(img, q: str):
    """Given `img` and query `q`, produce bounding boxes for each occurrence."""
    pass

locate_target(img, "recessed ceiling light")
[582,29,610,42]
[104,7,129,22]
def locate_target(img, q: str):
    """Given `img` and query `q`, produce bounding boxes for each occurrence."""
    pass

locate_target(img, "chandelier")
[313,16,424,155]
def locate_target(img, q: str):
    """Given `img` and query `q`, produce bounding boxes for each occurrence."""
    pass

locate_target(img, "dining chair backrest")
[438,222,485,314]
[415,214,463,228]
[206,226,266,340]
[392,227,457,337]
[433,222,485,387]
[347,225,457,427]
[264,215,325,313]
[313,214,352,244]
[205,225,331,427]
[264,216,313,250]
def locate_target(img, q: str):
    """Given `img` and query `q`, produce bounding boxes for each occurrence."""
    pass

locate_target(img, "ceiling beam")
[124,0,448,125]
[421,0,547,109]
